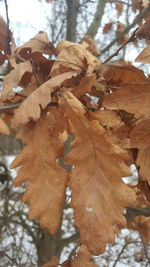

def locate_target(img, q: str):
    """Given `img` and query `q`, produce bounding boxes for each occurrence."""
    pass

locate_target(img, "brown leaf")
[115,2,123,16]
[11,111,68,234]
[81,35,100,56]
[135,44,150,63]
[0,15,11,54]
[14,32,56,59]
[116,22,129,45]
[71,74,96,98]
[0,118,10,135]
[51,41,99,77]
[132,0,140,12]
[60,91,136,255]
[103,22,113,34]
[103,82,150,119]
[129,120,150,183]
[42,256,58,267]
[138,181,150,202]
[102,61,146,84]
[1,60,32,101]
[12,71,78,127]
[87,110,129,148]
[136,18,150,40]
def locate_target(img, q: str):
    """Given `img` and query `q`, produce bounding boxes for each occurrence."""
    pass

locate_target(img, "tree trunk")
[86,0,107,38]
[66,0,80,42]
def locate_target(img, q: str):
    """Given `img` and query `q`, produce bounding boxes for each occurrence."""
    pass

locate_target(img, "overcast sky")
[0,0,52,44]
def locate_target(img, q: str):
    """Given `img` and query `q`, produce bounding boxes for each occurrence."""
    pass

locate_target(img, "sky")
[0,0,52,45]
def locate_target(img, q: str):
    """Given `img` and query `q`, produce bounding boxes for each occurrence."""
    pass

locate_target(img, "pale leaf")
[60,92,136,254]
[11,111,68,234]
[12,71,78,127]
[0,118,10,135]
[103,82,150,119]
[41,256,58,267]
[135,44,150,63]
[14,32,55,57]
[51,41,99,76]
[1,60,32,101]
[129,120,150,183]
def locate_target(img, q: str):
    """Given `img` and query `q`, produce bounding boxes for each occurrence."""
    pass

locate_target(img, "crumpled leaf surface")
[60,91,136,254]
[51,41,99,77]
[136,18,150,40]
[103,82,150,119]
[41,256,59,267]
[0,118,10,135]
[1,60,32,101]
[135,44,150,63]
[102,61,146,83]
[11,111,68,234]
[14,32,56,57]
[129,120,150,184]
[12,71,78,127]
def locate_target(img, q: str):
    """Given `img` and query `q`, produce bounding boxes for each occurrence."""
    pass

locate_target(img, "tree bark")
[85,0,107,38]
[66,0,80,42]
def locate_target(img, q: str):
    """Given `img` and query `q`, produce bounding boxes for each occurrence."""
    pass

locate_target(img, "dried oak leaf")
[51,41,99,77]
[61,91,136,255]
[138,181,150,202]
[0,118,10,135]
[11,111,68,234]
[116,22,129,45]
[1,60,32,101]
[129,120,150,183]
[102,61,146,85]
[132,0,140,12]
[42,256,59,267]
[103,82,150,119]
[135,44,150,63]
[14,32,56,59]
[103,22,113,34]
[115,2,123,16]
[81,35,100,56]
[128,216,150,243]
[12,71,78,127]
[87,110,129,148]
[71,74,96,98]
[136,18,150,40]
[0,15,11,54]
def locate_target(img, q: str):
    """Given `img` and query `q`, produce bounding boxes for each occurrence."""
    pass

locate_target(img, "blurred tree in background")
[0,1,150,266]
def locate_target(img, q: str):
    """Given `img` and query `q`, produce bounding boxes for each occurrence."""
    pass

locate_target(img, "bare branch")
[85,0,107,38]
[66,0,80,42]
[102,27,138,64]
[101,5,150,54]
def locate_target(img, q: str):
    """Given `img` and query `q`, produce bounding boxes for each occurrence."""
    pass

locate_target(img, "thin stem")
[101,5,150,54]
[102,27,138,64]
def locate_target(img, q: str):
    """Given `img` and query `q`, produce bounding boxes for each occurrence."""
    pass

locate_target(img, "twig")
[112,241,131,267]
[102,27,138,64]
[0,102,58,112]
[4,0,11,55]
[125,206,150,219]
[132,218,150,264]
[101,5,150,54]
